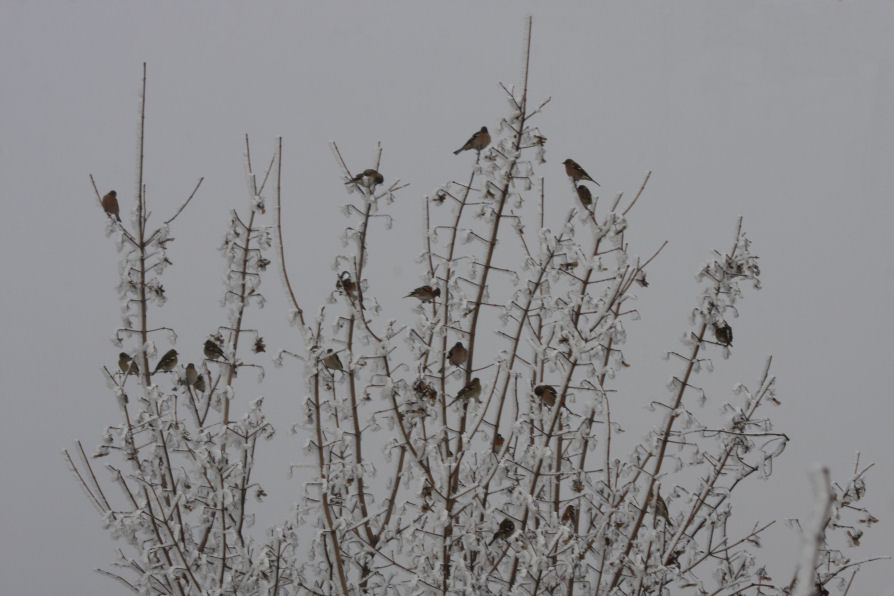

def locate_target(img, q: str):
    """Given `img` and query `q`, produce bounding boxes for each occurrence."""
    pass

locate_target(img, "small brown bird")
[447,341,468,367]
[336,271,357,296]
[561,504,577,525]
[453,126,491,155]
[152,349,178,375]
[322,349,344,371]
[654,487,672,526]
[488,518,515,545]
[348,169,384,187]
[204,339,226,361]
[184,363,199,387]
[492,432,505,453]
[406,285,440,303]
[118,352,138,375]
[712,321,733,347]
[563,159,600,186]
[193,373,206,393]
[534,384,558,407]
[576,184,592,208]
[453,377,481,403]
[101,190,121,222]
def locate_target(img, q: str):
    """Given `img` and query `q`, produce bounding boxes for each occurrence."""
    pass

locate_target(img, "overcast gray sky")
[1,1,892,594]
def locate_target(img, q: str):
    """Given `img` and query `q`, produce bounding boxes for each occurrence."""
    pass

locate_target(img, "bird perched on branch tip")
[453,126,490,155]
[118,352,138,375]
[348,169,384,187]
[102,190,121,222]
[184,363,199,387]
[576,184,592,208]
[563,159,600,186]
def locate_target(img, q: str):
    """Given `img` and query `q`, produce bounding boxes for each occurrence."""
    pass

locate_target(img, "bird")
[712,322,733,347]
[336,271,357,296]
[184,363,199,387]
[576,185,592,208]
[563,159,600,186]
[492,432,505,453]
[152,349,178,375]
[193,373,206,393]
[447,341,468,367]
[348,169,384,187]
[322,349,344,371]
[654,487,672,527]
[453,377,481,404]
[635,270,649,287]
[453,126,491,155]
[534,384,558,407]
[561,504,577,526]
[101,190,121,222]
[488,518,515,545]
[204,339,226,361]
[118,352,138,375]
[405,285,440,303]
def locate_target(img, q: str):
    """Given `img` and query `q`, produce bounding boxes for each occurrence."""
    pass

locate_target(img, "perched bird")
[118,352,138,375]
[152,349,178,375]
[322,349,344,371]
[336,271,357,296]
[576,184,592,208]
[184,363,199,387]
[534,384,558,407]
[348,169,384,187]
[204,339,226,361]
[193,373,206,393]
[406,285,440,303]
[101,190,121,222]
[488,518,515,545]
[453,377,481,403]
[453,126,491,155]
[712,322,733,347]
[492,432,505,453]
[563,159,600,186]
[561,504,577,526]
[654,487,672,526]
[447,341,468,367]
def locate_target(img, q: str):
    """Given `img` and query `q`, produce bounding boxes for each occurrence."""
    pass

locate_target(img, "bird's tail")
[453,148,462,155]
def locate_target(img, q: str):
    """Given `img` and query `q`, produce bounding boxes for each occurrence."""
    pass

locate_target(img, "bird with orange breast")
[101,190,121,222]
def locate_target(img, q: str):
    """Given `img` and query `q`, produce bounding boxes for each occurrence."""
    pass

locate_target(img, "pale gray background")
[2,1,892,594]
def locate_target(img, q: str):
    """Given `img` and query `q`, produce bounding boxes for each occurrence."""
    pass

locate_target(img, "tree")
[67,18,881,596]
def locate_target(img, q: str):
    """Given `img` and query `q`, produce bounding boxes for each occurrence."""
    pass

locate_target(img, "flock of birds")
[97,126,737,547]
[103,123,732,458]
